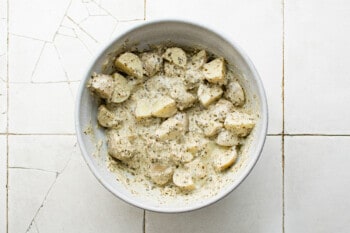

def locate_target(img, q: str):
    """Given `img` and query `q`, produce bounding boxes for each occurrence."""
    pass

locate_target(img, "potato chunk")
[197,83,223,108]
[208,99,234,122]
[212,146,238,172]
[149,164,173,185]
[173,168,195,190]
[164,62,186,78]
[216,130,239,147]
[184,132,210,154]
[155,113,189,140]
[115,52,143,79]
[202,58,226,85]
[185,158,207,179]
[140,52,163,77]
[224,112,255,137]
[184,69,203,89]
[134,99,153,120]
[88,74,114,100]
[152,96,177,118]
[172,152,194,164]
[110,73,131,103]
[107,131,136,161]
[169,85,196,110]
[224,81,245,106]
[190,50,207,69]
[162,47,187,68]
[203,120,223,137]
[97,105,119,128]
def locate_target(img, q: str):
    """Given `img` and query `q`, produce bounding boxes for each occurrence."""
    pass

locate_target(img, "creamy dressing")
[87,47,258,202]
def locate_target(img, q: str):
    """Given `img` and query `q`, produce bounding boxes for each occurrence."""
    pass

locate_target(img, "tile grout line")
[6,0,9,231]
[143,210,146,233]
[282,0,286,232]
[0,133,76,136]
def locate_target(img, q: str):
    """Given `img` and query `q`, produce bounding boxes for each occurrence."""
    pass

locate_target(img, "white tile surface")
[100,0,145,21]
[32,43,68,83]
[35,147,143,233]
[285,136,350,233]
[3,0,350,231]
[9,0,71,41]
[8,135,76,173]
[66,0,90,24]
[285,0,350,134]
[79,15,117,42]
[9,35,44,83]
[0,136,7,233]
[147,0,283,134]
[8,168,57,233]
[54,34,92,82]
[9,83,74,134]
[146,136,282,233]
[0,79,6,133]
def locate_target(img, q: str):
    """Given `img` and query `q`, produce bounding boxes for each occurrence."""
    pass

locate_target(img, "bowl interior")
[76,21,268,213]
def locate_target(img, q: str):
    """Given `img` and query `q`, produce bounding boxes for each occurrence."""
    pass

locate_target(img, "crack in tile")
[91,0,120,21]
[33,220,39,233]
[24,143,76,233]
[83,1,108,17]
[52,42,71,84]
[10,33,50,43]
[76,35,93,55]
[9,167,59,175]
[108,21,119,40]
[66,16,98,43]
[51,0,73,43]
[29,42,47,83]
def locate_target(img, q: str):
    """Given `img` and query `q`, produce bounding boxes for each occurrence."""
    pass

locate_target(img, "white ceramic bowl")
[75,20,268,213]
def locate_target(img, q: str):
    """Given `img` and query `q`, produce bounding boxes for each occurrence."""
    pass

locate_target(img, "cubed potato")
[134,99,153,120]
[172,152,194,164]
[208,99,234,122]
[115,52,143,79]
[107,130,136,161]
[140,52,163,77]
[185,158,207,179]
[110,73,131,103]
[202,58,226,85]
[173,168,195,190]
[224,112,255,137]
[224,81,245,106]
[184,69,203,89]
[97,105,119,128]
[184,132,210,154]
[152,96,177,118]
[216,130,239,147]
[149,164,173,185]
[196,112,223,137]
[88,74,114,100]
[212,145,238,172]
[155,113,188,140]
[197,83,223,108]
[169,85,196,110]
[203,120,223,137]
[162,47,187,68]
[190,50,207,69]
[164,62,186,78]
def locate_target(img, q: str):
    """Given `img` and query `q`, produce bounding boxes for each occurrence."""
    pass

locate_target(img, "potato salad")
[87,46,256,193]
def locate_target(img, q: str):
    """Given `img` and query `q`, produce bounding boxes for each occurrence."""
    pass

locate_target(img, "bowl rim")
[75,19,268,213]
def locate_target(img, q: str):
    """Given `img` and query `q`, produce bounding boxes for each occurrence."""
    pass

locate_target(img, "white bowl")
[75,20,268,213]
